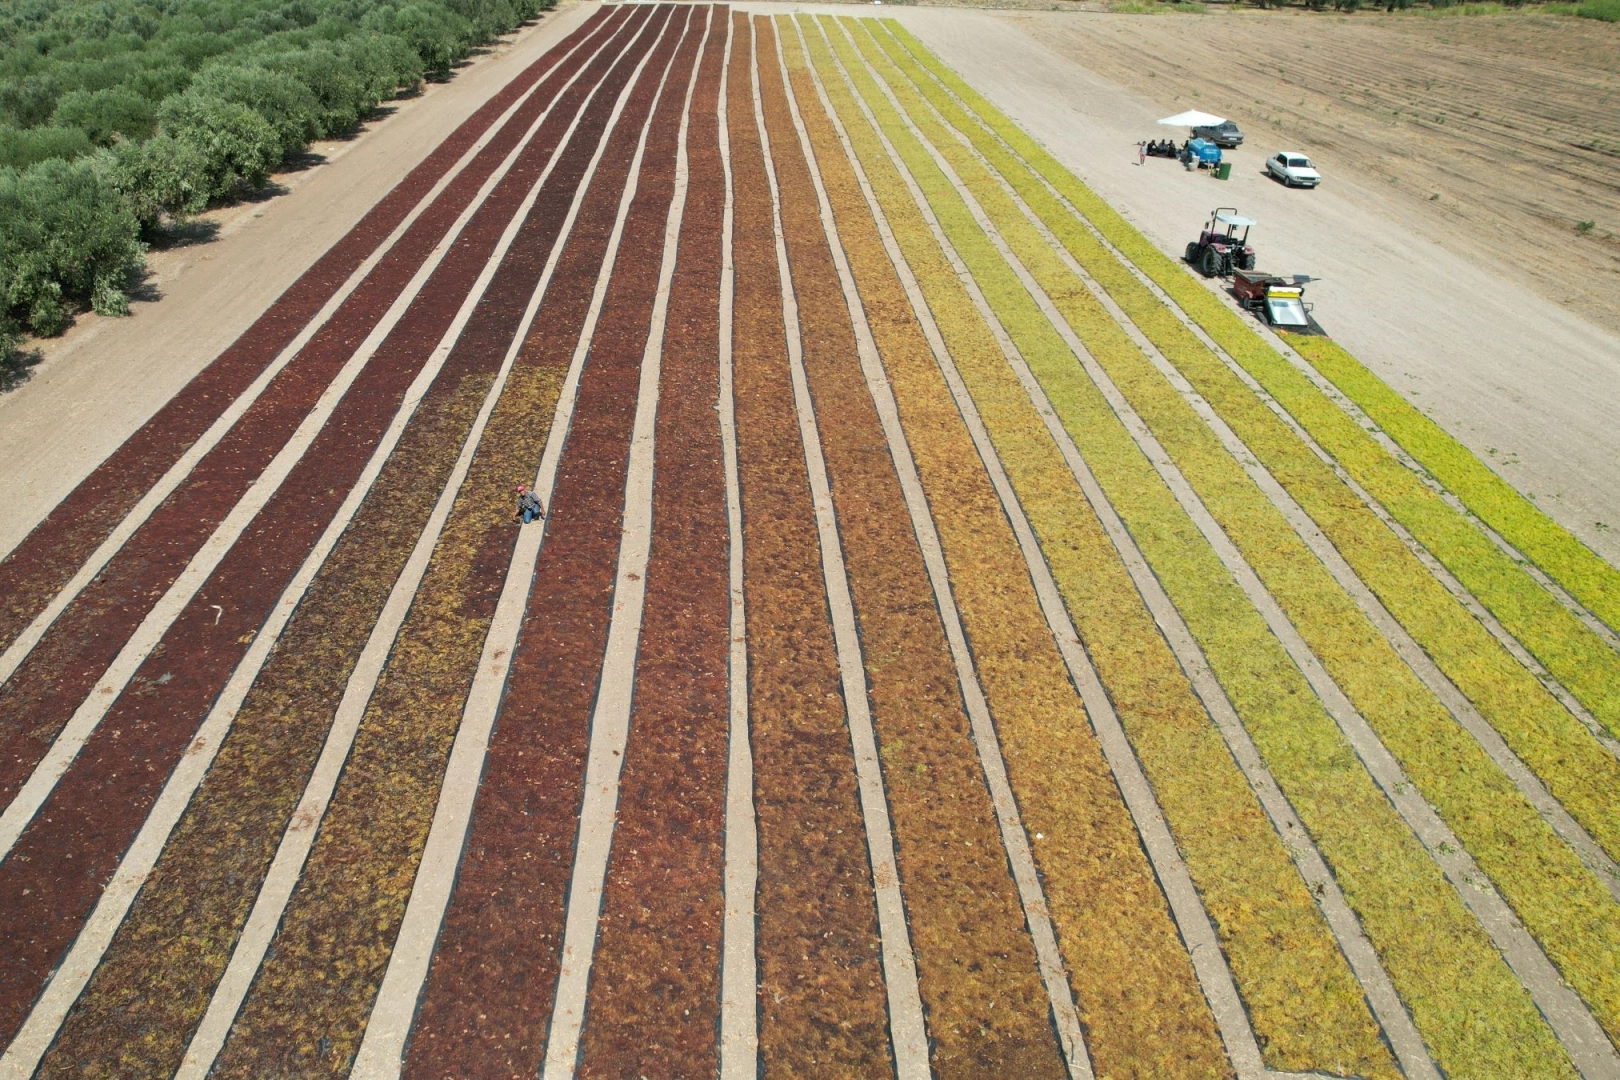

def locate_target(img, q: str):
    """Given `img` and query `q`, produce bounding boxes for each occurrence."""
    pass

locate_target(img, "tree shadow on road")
[0,341,42,393]
[146,217,222,253]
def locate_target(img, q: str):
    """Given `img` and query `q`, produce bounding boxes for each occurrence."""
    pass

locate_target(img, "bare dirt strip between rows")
[0,5,625,661]
[759,18,1064,1076]
[537,14,712,1058]
[572,16,730,1079]
[819,16,1439,1075]
[395,12,699,1077]
[882,9,1620,895]
[714,32,757,1070]
[1018,112,1620,790]
[777,28,1087,1074]
[0,6,647,812]
[724,14,892,1073]
[940,63,1620,1045]
[129,12,682,1078]
[0,17,665,1052]
[17,21,666,1080]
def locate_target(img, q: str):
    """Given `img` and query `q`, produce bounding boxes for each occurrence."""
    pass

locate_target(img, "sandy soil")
[0,0,596,561]
[862,4,1620,566]
[1016,8,1620,335]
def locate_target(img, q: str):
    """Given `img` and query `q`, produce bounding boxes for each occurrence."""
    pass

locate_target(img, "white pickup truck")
[1266,151,1321,188]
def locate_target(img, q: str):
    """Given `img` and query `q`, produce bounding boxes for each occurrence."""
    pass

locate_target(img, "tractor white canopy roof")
[1214,211,1256,227]
[1158,110,1227,128]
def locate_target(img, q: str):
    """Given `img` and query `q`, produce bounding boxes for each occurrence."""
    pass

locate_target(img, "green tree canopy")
[0,0,552,343]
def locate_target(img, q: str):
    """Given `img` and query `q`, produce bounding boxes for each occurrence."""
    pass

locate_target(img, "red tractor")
[1185,207,1256,278]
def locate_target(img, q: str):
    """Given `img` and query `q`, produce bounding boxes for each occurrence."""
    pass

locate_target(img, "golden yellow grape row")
[853,15,1620,1051]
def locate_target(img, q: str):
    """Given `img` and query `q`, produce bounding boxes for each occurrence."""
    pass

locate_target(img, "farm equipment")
[1232,268,1322,333]
[1185,207,1256,278]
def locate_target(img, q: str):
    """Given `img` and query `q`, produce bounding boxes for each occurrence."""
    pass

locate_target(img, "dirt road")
[1034,6,1620,333]
[887,4,1620,565]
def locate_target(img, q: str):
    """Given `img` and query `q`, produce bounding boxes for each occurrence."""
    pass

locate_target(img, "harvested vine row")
[0,8,630,666]
[400,9,702,1077]
[765,19,1068,1076]
[726,13,893,1072]
[27,22,647,1077]
[576,14,730,1078]
[199,14,684,1078]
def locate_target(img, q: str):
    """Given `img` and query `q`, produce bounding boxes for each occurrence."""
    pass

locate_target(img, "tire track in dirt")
[0,14,665,1053]
[903,38,1620,877]
[968,66,1620,1003]
[11,18,661,1080]
[871,45,1418,1077]
[1030,14,1620,333]
[904,19,1620,745]
[0,8,641,808]
[391,11,700,1077]
[714,30,758,1074]
[761,17,1065,1076]
[985,117,1620,774]
[724,13,893,1074]
[573,16,730,1079]
[0,6,626,666]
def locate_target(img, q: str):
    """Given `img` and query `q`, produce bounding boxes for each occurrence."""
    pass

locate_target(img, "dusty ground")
[875,3,1620,565]
[0,0,595,560]
[1027,7,1620,334]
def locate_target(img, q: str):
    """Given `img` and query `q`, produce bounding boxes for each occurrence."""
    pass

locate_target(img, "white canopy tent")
[1157,110,1227,128]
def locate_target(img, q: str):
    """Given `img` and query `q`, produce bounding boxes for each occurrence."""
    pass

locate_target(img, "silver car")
[1267,151,1321,188]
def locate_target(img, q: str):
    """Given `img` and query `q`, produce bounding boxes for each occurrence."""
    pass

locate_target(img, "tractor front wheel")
[1200,246,1222,277]
[1186,242,1202,265]
[1238,251,1256,271]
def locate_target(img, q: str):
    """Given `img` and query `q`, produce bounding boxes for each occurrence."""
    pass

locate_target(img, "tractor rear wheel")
[1200,246,1222,277]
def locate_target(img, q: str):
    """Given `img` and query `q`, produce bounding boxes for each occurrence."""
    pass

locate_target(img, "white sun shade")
[1158,110,1227,128]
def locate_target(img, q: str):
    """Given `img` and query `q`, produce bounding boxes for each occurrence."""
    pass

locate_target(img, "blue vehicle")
[1188,138,1223,166]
